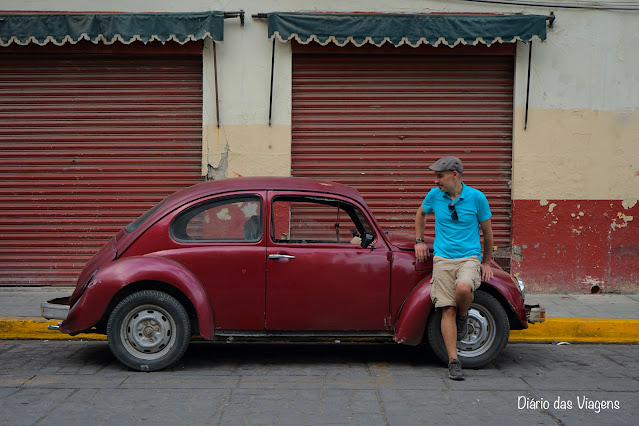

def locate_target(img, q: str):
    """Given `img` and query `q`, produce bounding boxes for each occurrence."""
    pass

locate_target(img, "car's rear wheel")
[426,289,509,369]
[107,290,191,371]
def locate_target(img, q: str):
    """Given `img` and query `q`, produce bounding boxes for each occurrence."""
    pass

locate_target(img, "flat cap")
[429,156,463,173]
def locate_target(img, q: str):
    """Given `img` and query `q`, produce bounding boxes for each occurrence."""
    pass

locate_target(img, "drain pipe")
[524,40,532,130]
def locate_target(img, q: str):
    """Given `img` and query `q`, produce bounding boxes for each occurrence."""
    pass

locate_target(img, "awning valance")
[266,12,547,47]
[0,11,225,47]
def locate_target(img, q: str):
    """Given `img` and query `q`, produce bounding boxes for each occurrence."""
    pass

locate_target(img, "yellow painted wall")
[512,107,639,201]
[203,124,292,179]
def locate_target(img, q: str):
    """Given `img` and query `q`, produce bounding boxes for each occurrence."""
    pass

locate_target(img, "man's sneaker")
[456,315,468,341]
[448,359,464,380]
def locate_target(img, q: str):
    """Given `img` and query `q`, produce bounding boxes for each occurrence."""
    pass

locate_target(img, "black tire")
[106,290,191,372]
[426,290,510,369]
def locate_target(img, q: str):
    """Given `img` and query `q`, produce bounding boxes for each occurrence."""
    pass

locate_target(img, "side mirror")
[360,233,375,249]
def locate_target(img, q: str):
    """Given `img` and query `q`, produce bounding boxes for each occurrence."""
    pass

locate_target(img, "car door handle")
[269,254,296,260]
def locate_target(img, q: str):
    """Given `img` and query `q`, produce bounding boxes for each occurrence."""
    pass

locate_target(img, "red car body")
[44,177,537,371]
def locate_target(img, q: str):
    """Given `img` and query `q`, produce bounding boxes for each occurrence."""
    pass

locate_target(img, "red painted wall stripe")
[511,200,638,292]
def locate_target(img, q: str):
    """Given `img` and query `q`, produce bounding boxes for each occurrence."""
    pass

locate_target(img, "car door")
[265,192,391,330]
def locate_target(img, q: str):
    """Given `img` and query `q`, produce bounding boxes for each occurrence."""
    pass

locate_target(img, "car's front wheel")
[426,289,510,369]
[107,290,191,371]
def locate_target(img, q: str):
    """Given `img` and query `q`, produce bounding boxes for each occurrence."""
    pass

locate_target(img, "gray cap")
[429,156,463,173]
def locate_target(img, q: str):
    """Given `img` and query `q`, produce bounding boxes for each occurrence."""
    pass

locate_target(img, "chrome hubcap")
[121,304,176,360]
[457,304,496,357]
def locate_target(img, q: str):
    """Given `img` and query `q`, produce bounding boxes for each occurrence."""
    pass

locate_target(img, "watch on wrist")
[415,238,425,244]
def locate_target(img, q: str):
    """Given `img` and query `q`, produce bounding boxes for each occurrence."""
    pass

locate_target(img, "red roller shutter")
[291,43,515,265]
[0,42,204,286]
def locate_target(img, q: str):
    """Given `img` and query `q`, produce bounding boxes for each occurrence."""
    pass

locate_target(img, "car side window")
[171,196,262,242]
[271,196,373,245]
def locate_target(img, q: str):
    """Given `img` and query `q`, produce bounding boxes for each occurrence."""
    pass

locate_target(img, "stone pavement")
[0,287,638,342]
[1,340,638,424]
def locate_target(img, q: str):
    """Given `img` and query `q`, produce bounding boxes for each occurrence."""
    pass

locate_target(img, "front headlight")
[516,277,525,301]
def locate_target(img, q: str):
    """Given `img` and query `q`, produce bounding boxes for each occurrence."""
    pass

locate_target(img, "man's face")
[434,170,458,193]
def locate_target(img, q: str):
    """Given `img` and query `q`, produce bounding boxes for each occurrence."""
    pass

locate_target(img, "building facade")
[1,1,637,291]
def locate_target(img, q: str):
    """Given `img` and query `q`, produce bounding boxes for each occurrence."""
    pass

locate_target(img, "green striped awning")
[267,12,547,47]
[0,11,225,46]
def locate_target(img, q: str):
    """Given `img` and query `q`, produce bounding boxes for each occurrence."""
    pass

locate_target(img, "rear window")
[170,196,262,242]
[125,201,165,233]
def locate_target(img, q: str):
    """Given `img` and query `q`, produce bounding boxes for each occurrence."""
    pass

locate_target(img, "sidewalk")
[511,293,639,343]
[0,287,638,343]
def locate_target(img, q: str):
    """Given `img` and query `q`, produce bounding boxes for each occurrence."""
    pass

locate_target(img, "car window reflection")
[271,196,373,245]
[171,196,262,242]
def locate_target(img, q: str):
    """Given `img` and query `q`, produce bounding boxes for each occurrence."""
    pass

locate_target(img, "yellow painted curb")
[510,318,639,343]
[2,317,638,343]
[0,317,105,340]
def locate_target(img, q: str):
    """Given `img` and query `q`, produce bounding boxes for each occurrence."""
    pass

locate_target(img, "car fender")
[60,256,215,339]
[485,268,528,329]
[393,269,527,346]
[394,276,434,346]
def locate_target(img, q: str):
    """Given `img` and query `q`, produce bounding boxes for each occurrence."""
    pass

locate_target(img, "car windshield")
[125,200,165,233]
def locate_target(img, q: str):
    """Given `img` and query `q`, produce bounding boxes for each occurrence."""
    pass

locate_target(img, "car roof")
[118,177,369,243]
[164,176,366,207]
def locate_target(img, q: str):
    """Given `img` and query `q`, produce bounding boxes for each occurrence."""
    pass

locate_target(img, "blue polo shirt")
[422,182,491,260]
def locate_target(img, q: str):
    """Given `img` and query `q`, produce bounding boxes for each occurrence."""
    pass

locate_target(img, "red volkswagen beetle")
[42,177,543,371]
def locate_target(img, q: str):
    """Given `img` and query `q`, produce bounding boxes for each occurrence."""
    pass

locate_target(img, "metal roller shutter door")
[0,42,204,286]
[291,44,515,265]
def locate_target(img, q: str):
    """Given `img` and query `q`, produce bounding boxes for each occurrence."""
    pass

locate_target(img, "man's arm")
[479,218,494,281]
[415,206,429,263]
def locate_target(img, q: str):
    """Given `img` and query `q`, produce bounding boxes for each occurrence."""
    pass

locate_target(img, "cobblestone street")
[1,340,637,425]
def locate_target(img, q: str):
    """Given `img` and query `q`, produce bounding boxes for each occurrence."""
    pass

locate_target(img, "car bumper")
[525,304,546,323]
[41,297,70,321]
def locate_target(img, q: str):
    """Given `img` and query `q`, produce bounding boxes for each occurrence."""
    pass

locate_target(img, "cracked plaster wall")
[201,22,292,179]
[507,8,639,291]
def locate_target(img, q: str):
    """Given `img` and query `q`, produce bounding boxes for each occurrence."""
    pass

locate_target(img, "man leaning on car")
[414,156,494,380]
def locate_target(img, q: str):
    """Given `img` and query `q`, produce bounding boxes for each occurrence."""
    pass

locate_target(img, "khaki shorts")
[430,256,481,308]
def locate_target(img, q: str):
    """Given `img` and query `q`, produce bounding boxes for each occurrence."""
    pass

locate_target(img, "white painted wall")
[513,8,639,111]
